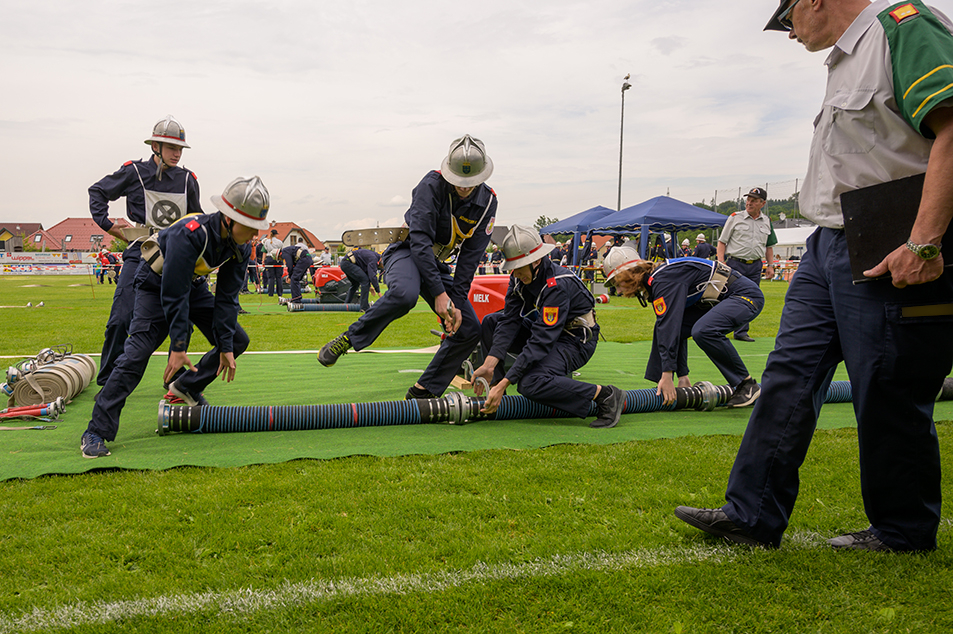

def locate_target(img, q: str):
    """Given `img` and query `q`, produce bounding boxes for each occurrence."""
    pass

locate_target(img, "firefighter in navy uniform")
[80,176,270,459]
[319,135,498,400]
[472,225,626,429]
[88,115,203,386]
[340,247,382,311]
[606,245,765,408]
[279,240,313,303]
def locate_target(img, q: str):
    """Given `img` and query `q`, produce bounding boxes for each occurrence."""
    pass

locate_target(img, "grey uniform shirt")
[800,0,953,228]
[719,212,775,261]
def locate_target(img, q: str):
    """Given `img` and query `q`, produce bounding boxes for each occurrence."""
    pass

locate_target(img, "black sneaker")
[80,431,111,459]
[405,385,439,400]
[725,378,760,408]
[318,332,351,367]
[828,529,891,552]
[590,385,624,428]
[165,380,210,407]
[674,506,772,548]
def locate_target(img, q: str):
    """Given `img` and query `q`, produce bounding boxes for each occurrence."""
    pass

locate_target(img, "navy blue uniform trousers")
[725,257,763,337]
[644,275,763,388]
[88,267,249,441]
[97,242,142,386]
[346,242,480,395]
[264,256,283,296]
[341,258,372,310]
[480,311,599,418]
[723,229,953,550]
[287,257,312,302]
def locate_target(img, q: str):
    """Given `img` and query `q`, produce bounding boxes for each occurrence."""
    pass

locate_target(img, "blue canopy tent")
[587,196,729,259]
[539,205,616,266]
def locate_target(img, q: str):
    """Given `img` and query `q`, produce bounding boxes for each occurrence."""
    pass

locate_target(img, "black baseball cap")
[270,229,278,235]
[744,187,767,200]
[765,0,791,31]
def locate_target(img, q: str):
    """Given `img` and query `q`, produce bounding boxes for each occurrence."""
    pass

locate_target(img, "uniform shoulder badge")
[653,297,667,316]
[186,219,201,232]
[889,3,919,23]
[485,216,495,235]
[547,277,557,288]
[542,306,559,326]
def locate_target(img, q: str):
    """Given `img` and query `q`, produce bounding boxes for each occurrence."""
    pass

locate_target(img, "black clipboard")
[841,173,953,283]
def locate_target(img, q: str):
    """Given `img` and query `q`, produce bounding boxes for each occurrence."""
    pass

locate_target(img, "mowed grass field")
[1,274,953,633]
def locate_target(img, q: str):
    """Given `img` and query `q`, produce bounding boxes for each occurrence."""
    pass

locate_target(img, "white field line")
[0,545,737,632]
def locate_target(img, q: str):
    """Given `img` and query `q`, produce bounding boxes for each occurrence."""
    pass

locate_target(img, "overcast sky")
[1,0,828,241]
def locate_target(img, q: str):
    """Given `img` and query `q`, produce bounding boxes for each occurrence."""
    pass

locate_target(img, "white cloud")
[0,0,827,241]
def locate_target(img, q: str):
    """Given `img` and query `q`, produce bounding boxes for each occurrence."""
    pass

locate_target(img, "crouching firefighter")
[471,225,626,429]
[80,176,270,459]
[604,246,764,409]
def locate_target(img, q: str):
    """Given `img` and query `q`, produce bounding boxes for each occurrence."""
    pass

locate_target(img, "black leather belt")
[729,256,760,265]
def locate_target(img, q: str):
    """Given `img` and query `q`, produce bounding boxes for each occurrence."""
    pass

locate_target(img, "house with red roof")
[27,218,132,252]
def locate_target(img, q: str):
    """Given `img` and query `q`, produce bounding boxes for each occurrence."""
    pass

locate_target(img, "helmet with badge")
[441,135,493,187]
[500,225,555,272]
[211,176,271,230]
[144,115,190,148]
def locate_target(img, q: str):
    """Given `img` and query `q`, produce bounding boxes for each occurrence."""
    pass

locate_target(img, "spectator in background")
[261,229,284,297]
[680,239,692,257]
[716,187,778,342]
[320,247,333,266]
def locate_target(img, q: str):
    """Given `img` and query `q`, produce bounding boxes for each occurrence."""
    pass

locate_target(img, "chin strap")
[222,216,244,262]
[153,142,170,181]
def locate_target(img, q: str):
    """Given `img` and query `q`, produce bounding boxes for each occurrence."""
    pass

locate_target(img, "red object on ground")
[313,266,346,289]
[469,274,510,322]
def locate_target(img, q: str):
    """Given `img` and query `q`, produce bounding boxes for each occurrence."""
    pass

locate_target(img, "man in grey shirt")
[676,0,953,552]
[717,187,778,341]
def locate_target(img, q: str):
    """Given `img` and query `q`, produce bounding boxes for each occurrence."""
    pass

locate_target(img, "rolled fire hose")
[287,303,363,312]
[156,377,940,436]
[4,348,95,407]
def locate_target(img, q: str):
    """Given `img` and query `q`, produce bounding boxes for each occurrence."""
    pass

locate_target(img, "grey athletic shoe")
[318,332,352,367]
[80,431,111,459]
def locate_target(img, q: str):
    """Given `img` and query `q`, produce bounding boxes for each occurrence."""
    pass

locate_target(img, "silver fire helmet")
[144,115,190,148]
[211,176,271,231]
[501,225,554,272]
[440,135,493,187]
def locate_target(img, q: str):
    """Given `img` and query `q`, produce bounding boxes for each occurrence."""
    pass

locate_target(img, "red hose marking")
[351,403,358,426]
[268,406,273,431]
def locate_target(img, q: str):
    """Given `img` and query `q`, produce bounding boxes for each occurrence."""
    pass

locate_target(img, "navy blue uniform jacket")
[153,213,250,354]
[488,257,595,383]
[404,170,497,305]
[89,158,202,232]
[646,257,736,374]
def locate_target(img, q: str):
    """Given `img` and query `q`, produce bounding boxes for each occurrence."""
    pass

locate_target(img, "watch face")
[921,244,941,260]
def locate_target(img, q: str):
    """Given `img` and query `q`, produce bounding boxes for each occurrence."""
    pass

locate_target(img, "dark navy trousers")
[346,242,480,396]
[723,228,953,550]
[97,242,142,386]
[480,311,599,418]
[725,257,763,337]
[645,276,763,388]
[288,258,312,302]
[341,258,372,310]
[88,267,249,441]
[264,256,283,296]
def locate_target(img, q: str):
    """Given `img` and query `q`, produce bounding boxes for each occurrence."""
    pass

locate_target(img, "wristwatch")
[905,239,942,260]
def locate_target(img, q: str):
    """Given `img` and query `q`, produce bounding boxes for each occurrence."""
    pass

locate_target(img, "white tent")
[774,225,817,259]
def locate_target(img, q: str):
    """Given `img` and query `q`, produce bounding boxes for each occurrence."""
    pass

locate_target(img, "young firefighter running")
[80,176,271,459]
[605,245,764,408]
[471,225,625,429]
[318,135,498,399]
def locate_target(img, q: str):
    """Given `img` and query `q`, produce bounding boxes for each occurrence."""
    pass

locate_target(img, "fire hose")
[3,345,96,407]
[286,303,363,312]
[157,378,953,436]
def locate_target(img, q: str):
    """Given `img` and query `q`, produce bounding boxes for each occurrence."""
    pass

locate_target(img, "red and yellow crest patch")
[653,297,667,316]
[889,3,919,22]
[543,306,559,326]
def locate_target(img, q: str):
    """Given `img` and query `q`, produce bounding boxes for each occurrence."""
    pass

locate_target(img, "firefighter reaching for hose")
[605,245,764,409]
[80,176,270,459]
[472,225,626,429]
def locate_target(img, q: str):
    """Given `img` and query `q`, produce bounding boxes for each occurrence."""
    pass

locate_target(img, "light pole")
[617,75,631,211]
